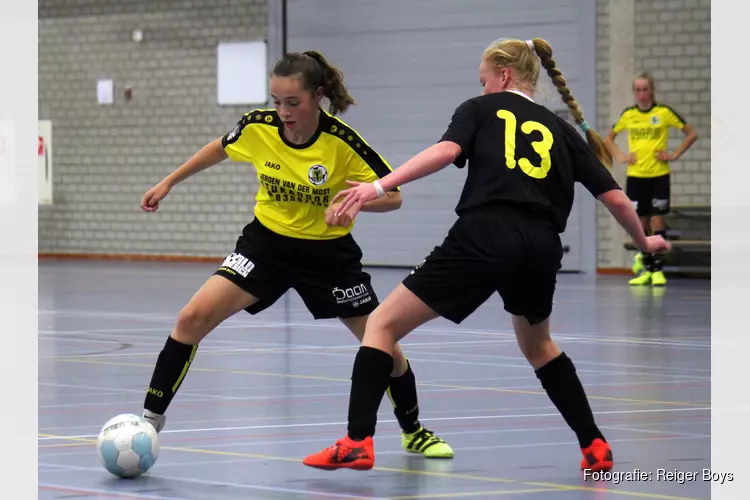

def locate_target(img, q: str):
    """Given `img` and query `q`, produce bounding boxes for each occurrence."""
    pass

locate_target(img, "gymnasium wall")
[38,0,711,270]
[595,0,711,269]
[38,0,268,256]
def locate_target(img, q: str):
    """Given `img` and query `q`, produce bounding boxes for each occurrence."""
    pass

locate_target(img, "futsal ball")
[96,413,160,478]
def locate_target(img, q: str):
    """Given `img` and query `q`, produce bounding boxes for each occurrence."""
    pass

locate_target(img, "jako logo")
[410,259,427,275]
[147,387,164,398]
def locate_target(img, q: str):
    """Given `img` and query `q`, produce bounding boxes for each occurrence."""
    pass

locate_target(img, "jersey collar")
[636,101,657,113]
[277,108,325,150]
[505,89,535,102]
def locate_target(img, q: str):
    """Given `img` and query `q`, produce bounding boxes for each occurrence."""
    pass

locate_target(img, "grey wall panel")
[288,0,597,270]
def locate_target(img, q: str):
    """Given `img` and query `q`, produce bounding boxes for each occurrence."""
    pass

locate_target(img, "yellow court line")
[55,357,710,408]
[39,442,93,449]
[388,488,562,499]
[38,434,700,500]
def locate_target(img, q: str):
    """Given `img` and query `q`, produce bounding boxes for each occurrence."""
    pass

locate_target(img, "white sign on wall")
[38,120,53,205]
[217,41,268,105]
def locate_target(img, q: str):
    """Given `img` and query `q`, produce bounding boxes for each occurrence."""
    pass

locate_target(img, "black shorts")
[402,208,563,325]
[214,218,379,319]
[626,174,671,217]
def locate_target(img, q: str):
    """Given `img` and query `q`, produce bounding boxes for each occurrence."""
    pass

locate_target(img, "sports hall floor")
[38,260,710,500]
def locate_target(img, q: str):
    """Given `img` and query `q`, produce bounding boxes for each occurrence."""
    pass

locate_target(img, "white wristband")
[373,180,386,198]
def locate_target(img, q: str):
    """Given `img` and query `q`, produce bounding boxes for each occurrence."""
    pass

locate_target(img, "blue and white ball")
[97,414,160,478]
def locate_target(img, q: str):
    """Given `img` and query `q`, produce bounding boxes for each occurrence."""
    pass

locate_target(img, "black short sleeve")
[439,99,480,168]
[565,126,621,196]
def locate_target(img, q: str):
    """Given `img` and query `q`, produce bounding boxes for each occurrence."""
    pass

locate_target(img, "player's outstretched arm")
[332,142,461,217]
[379,142,461,192]
[162,138,229,189]
[141,138,228,212]
[597,189,671,254]
[358,191,402,213]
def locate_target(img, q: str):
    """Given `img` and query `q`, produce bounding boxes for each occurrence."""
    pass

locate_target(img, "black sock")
[535,352,605,449]
[143,336,198,415]
[652,229,667,271]
[347,346,394,441]
[387,359,421,434]
[642,252,654,271]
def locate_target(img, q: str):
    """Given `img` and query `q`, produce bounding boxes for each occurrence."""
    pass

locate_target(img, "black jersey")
[439,91,620,233]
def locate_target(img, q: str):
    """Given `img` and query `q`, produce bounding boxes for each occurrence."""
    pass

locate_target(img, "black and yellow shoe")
[402,427,454,458]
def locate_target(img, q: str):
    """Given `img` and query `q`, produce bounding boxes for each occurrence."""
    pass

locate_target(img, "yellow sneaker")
[402,427,454,458]
[631,253,645,275]
[629,271,652,286]
[651,271,667,286]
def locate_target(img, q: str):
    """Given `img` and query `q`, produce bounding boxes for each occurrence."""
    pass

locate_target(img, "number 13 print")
[496,109,554,179]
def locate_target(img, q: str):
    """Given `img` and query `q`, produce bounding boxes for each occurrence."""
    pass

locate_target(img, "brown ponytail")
[271,51,355,115]
[302,51,356,115]
[530,38,613,168]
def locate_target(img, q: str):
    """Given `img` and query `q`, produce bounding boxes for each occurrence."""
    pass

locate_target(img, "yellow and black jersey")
[221,108,397,240]
[612,103,686,178]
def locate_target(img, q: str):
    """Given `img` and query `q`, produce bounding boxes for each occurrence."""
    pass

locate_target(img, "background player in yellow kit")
[606,72,697,286]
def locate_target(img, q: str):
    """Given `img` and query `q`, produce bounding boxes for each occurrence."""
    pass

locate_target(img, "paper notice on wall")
[97,79,114,105]
[0,120,15,206]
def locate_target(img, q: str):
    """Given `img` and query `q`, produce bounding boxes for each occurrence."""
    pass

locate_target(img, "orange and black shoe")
[580,438,614,473]
[303,435,375,471]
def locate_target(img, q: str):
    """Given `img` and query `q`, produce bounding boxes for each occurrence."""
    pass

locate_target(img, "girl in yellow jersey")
[606,72,697,286]
[137,51,453,460]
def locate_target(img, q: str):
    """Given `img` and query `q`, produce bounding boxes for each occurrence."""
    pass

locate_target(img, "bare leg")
[339,315,408,377]
[361,284,440,352]
[143,276,259,429]
[512,315,561,370]
[171,275,259,344]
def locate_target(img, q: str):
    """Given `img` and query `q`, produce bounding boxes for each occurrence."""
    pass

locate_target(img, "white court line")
[38,406,710,441]
[37,382,259,403]
[38,377,709,409]
[388,349,711,374]
[37,335,709,364]
[45,350,712,380]
[38,483,187,500]
[38,435,709,473]
[239,348,712,380]
[38,342,713,381]
[37,329,711,374]
[37,401,643,434]
[600,425,709,439]
[38,337,519,351]
[37,308,711,340]
[37,386,471,409]
[42,348,712,380]
[39,425,710,459]
[39,467,392,500]
[38,432,711,499]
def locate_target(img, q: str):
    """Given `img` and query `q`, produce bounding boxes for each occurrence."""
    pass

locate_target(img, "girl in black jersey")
[303,38,670,474]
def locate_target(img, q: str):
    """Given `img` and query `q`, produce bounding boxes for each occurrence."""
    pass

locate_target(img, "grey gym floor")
[38,260,710,500]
